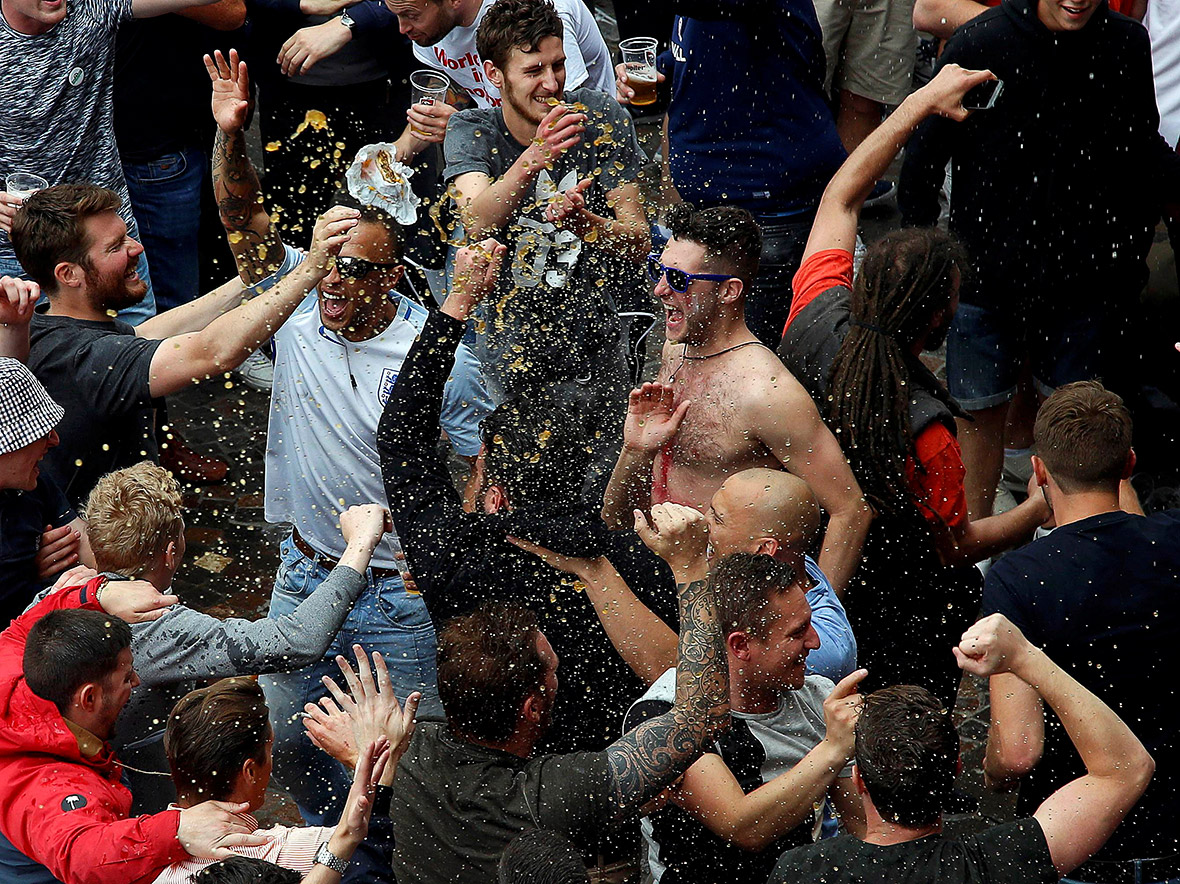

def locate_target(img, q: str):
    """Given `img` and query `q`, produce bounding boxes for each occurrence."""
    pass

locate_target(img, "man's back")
[390,721,613,884]
[769,819,1058,884]
[982,509,1180,859]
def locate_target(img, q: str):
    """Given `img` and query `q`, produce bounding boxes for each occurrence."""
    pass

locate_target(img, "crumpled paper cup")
[345,143,421,225]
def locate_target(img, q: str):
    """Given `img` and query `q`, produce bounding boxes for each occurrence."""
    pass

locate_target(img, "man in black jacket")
[377,241,678,756]
[899,0,1180,520]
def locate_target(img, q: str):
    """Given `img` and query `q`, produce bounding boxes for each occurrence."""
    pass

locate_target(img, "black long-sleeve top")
[377,308,678,753]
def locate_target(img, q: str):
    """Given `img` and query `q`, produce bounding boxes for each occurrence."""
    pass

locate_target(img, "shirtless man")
[602,204,871,594]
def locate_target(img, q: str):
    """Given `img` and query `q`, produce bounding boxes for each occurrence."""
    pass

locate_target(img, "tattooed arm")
[205,50,286,286]
[602,504,730,823]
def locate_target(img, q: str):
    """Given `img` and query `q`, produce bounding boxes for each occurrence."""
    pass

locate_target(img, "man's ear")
[851,764,867,794]
[726,630,751,662]
[753,537,779,558]
[1031,455,1048,487]
[521,690,545,725]
[1123,448,1136,480]
[163,541,179,573]
[484,60,502,90]
[483,484,508,514]
[74,681,101,716]
[719,277,744,305]
[55,261,84,291]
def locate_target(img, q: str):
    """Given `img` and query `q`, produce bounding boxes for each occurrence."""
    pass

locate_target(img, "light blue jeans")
[259,534,442,824]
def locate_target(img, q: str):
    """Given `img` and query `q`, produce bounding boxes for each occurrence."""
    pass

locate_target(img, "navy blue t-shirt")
[981,510,1180,861]
[0,474,75,628]
[662,0,845,216]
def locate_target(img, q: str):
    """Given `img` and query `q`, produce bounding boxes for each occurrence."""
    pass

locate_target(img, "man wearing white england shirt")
[279,0,614,164]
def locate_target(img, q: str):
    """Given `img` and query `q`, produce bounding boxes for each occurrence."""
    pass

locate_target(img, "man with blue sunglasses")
[603,203,871,598]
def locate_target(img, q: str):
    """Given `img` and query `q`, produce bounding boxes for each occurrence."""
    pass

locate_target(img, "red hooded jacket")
[0,580,186,884]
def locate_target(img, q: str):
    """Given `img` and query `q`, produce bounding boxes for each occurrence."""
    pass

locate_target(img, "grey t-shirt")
[443,88,645,397]
[0,0,135,261]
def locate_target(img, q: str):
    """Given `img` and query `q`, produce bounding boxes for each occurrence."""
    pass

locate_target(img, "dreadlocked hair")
[827,228,968,517]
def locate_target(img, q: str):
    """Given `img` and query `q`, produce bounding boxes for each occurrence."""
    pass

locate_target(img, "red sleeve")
[906,423,968,530]
[0,579,102,683]
[785,249,854,335]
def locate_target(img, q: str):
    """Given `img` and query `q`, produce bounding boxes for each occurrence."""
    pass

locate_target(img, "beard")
[85,264,147,316]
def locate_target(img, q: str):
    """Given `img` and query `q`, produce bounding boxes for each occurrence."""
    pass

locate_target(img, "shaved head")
[707,469,821,558]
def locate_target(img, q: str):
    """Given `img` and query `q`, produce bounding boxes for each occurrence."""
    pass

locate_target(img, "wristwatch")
[339,9,356,30]
[314,842,350,875]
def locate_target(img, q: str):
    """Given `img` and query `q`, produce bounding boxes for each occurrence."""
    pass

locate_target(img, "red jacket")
[0,580,186,884]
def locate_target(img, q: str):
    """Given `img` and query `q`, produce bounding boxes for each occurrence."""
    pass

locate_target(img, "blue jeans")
[123,147,203,311]
[746,214,814,348]
[0,218,157,325]
[259,534,442,824]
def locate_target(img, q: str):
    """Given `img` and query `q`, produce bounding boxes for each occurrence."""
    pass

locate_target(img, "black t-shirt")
[28,311,162,507]
[770,818,1057,884]
[0,475,75,627]
[390,722,614,884]
[981,510,1180,860]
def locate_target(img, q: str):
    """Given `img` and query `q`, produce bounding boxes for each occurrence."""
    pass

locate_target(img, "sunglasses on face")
[645,254,734,294]
[332,254,401,281]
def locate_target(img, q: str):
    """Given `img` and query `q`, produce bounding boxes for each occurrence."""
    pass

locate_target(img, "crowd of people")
[1,0,1179,882]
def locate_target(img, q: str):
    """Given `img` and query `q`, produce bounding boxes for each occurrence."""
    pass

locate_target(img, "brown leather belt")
[291,529,403,581]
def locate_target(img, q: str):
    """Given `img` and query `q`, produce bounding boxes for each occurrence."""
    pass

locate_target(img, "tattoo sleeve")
[212,127,285,285]
[604,576,729,823]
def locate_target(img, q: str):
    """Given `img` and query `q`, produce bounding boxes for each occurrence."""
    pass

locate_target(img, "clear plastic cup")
[5,172,49,201]
[409,70,451,138]
[620,37,659,107]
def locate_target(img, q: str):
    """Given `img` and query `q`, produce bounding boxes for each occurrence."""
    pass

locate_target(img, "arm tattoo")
[605,577,729,822]
[212,127,284,284]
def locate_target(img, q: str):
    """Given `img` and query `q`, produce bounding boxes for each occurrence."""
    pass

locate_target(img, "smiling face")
[384,0,461,45]
[1036,0,1100,30]
[493,35,567,129]
[77,212,147,314]
[2,0,68,34]
[742,585,820,692]
[317,219,404,338]
[656,238,727,345]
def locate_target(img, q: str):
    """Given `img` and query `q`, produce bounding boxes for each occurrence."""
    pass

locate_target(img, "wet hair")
[1033,380,1132,493]
[194,856,299,884]
[84,461,184,577]
[665,202,762,288]
[498,829,589,884]
[711,552,800,641]
[827,228,968,516]
[855,684,960,827]
[436,601,547,742]
[330,186,403,258]
[23,609,132,714]
[11,183,122,293]
[480,397,590,506]
[476,0,564,71]
[165,678,271,803]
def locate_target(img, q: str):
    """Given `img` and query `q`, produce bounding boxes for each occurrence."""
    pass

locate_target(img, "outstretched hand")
[544,177,595,234]
[953,613,1034,678]
[634,503,709,582]
[623,383,689,453]
[177,800,271,859]
[204,49,251,135]
[921,63,997,122]
[322,645,421,769]
[506,535,604,581]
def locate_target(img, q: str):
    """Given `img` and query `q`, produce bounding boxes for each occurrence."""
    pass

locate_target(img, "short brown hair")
[24,610,132,714]
[11,183,122,293]
[712,552,800,641]
[476,0,564,71]
[437,601,546,742]
[855,685,959,827]
[84,461,185,576]
[1033,380,1132,493]
[165,678,271,803]
[666,203,762,289]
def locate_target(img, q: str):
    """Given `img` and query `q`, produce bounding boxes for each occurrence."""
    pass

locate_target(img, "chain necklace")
[669,340,765,382]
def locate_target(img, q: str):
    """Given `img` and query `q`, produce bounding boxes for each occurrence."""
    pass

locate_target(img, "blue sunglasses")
[646,254,734,294]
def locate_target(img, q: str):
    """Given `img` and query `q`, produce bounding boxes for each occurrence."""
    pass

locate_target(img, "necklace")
[669,340,765,382]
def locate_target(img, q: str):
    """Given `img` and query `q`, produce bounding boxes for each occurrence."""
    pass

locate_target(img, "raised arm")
[805,63,994,265]
[955,615,1154,876]
[177,0,246,29]
[205,50,286,285]
[602,504,730,822]
[983,672,1044,790]
[755,375,869,597]
[601,382,690,528]
[0,275,36,361]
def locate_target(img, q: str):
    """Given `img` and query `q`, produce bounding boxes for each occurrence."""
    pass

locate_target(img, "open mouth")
[321,297,350,322]
[1060,3,1087,16]
[664,304,685,331]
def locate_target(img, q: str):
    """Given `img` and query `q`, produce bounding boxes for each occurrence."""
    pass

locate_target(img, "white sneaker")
[235,350,274,391]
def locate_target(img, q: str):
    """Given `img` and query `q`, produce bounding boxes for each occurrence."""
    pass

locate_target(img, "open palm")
[204,48,250,134]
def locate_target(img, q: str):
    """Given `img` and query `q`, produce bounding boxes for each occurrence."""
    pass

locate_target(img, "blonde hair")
[84,461,184,575]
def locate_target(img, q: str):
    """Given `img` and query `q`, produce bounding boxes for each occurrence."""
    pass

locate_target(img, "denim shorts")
[946,300,1109,411]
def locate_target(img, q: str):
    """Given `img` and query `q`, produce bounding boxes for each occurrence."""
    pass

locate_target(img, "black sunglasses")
[645,254,734,294]
[333,254,401,281]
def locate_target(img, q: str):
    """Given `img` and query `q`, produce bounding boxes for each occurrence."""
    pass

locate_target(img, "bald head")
[707,469,821,559]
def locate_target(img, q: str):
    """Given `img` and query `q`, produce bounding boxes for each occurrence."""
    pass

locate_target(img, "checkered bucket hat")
[0,357,64,456]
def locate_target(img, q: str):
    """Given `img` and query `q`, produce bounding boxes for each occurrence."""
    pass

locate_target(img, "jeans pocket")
[270,535,314,612]
[372,579,435,632]
[133,151,191,185]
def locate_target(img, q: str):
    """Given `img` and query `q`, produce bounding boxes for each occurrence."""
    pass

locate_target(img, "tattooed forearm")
[605,577,730,821]
[212,127,285,285]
